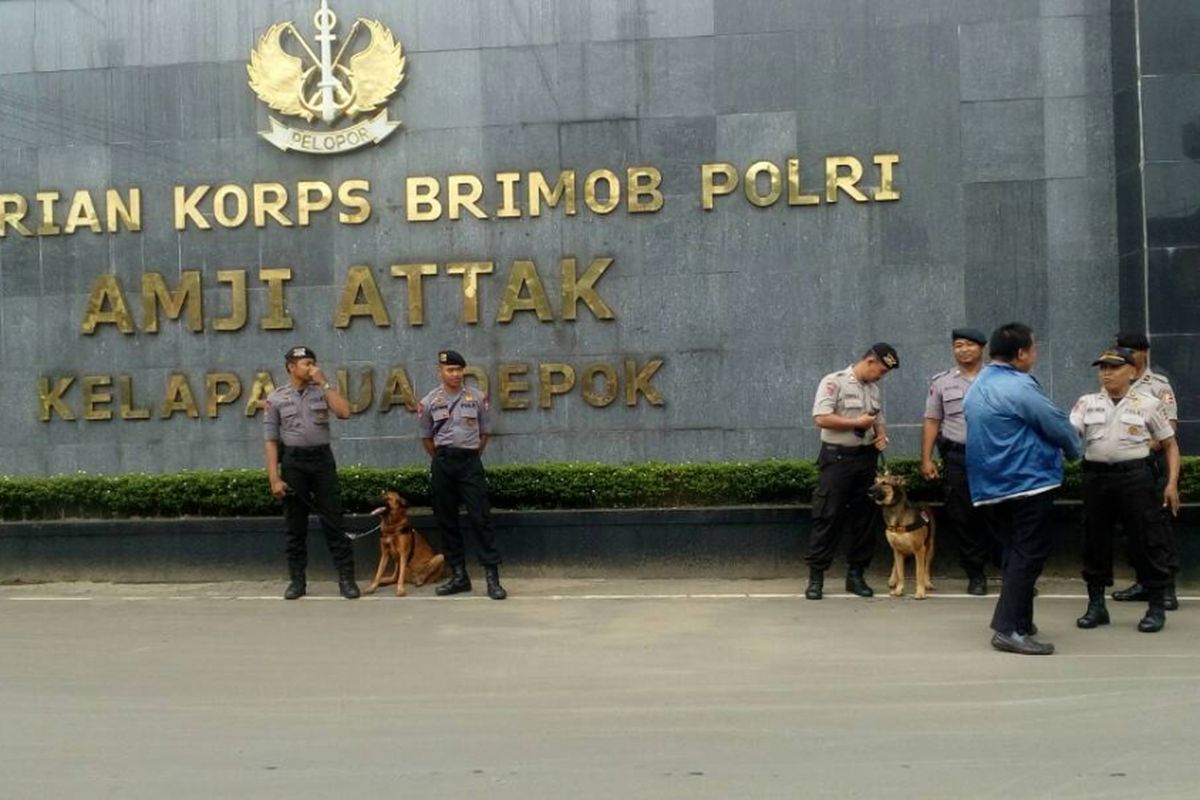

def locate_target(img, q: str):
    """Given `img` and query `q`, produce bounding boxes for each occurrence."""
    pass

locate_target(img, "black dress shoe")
[991,631,1055,655]
[1020,622,1038,636]
[283,579,306,600]
[967,575,987,596]
[339,579,361,599]
[1112,582,1148,602]
[845,569,874,598]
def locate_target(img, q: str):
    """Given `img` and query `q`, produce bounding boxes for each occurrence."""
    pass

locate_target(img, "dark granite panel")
[1114,165,1145,256]
[1138,0,1200,76]
[107,66,183,146]
[963,180,1048,266]
[636,116,717,197]
[1140,74,1200,164]
[1117,250,1147,335]
[713,32,797,115]
[714,0,799,35]
[1109,4,1138,93]
[958,20,1042,102]
[636,36,715,119]
[1145,161,1200,248]
[1147,246,1200,335]
[34,70,110,147]
[1149,333,1200,450]
[1111,87,1141,172]
[960,99,1044,182]
[0,74,40,148]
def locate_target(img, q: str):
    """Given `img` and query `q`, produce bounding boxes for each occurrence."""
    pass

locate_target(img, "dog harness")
[886,509,932,534]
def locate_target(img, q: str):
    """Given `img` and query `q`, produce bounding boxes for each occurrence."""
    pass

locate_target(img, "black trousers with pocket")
[1081,459,1171,590]
[939,441,1001,578]
[280,445,354,579]
[987,491,1056,635]
[431,447,501,569]
[804,443,879,572]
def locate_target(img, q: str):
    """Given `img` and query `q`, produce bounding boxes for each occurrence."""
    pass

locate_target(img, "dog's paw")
[890,587,904,597]
[915,591,928,600]
[364,584,379,594]
[395,586,407,597]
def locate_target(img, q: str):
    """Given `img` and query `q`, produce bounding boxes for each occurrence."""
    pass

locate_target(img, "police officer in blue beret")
[418,350,506,600]
[263,346,359,600]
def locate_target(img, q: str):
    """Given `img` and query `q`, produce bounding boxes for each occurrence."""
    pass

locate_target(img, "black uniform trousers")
[804,443,879,571]
[987,491,1056,635]
[1149,450,1180,577]
[1081,459,1172,589]
[280,445,354,578]
[431,447,501,569]
[938,440,1001,577]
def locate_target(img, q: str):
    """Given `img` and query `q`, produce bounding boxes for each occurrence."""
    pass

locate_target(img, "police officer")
[418,350,506,600]
[1069,347,1181,633]
[921,327,999,595]
[263,346,359,600]
[805,343,898,600]
[1110,332,1182,610]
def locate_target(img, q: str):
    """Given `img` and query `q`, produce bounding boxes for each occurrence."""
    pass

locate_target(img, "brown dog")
[365,490,447,596]
[867,474,936,599]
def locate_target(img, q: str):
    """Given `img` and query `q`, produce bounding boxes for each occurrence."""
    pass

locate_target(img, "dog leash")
[284,487,384,540]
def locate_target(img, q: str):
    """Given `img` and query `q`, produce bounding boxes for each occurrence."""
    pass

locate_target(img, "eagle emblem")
[246,1,407,154]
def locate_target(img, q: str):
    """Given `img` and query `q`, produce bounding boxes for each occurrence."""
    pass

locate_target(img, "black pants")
[987,491,1056,635]
[280,446,354,579]
[804,444,879,572]
[1150,450,1180,577]
[431,448,501,569]
[940,445,1001,577]
[1081,461,1171,589]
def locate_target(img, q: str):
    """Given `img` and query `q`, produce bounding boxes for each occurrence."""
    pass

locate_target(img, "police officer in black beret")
[418,350,506,600]
[921,327,1000,594]
[263,346,359,600]
[805,343,898,599]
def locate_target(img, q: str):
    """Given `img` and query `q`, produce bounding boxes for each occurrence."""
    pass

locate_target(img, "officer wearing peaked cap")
[1110,332,1183,610]
[263,346,359,600]
[805,343,898,600]
[922,327,1000,595]
[418,350,506,600]
[1070,347,1181,633]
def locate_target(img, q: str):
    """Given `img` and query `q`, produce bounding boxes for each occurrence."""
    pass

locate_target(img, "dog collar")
[886,510,932,533]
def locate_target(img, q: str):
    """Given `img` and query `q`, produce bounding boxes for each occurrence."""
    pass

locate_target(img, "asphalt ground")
[2,577,1199,799]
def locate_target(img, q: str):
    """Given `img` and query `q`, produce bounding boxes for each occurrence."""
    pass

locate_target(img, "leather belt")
[1082,457,1152,474]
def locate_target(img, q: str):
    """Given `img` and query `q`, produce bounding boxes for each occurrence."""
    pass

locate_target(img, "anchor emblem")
[247,0,407,154]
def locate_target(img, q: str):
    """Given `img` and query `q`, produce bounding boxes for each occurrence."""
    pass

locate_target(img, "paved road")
[2,578,1199,799]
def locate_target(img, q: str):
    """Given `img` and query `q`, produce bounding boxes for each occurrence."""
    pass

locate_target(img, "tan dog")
[365,490,447,596]
[867,474,936,599]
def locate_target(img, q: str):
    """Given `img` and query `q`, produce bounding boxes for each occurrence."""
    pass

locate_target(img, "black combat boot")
[338,576,361,599]
[284,569,306,600]
[966,572,988,596]
[1076,584,1110,629]
[845,567,874,598]
[435,564,472,596]
[1112,582,1148,602]
[485,565,507,600]
[1138,588,1167,633]
[1164,581,1179,611]
[805,568,824,600]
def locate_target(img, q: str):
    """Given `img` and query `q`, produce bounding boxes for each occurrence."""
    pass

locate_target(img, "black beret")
[438,349,466,367]
[951,327,988,346]
[285,345,316,362]
[1114,331,1150,351]
[870,342,899,369]
[1092,347,1137,367]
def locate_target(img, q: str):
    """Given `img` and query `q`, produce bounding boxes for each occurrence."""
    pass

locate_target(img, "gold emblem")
[247,1,407,154]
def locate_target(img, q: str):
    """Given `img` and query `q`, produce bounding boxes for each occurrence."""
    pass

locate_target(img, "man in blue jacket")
[964,323,1082,655]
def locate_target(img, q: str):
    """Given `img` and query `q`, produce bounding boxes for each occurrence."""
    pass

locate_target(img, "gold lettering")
[539,363,576,409]
[583,169,620,214]
[390,263,437,326]
[0,193,34,237]
[701,162,738,210]
[336,368,374,414]
[498,363,530,410]
[244,371,276,416]
[38,377,75,421]
[296,180,333,226]
[81,375,113,421]
[205,372,242,418]
[787,158,820,206]
[35,191,61,235]
[581,363,618,408]
[528,170,576,217]
[162,373,200,419]
[496,172,521,218]
[463,366,489,396]
[81,274,135,334]
[744,160,782,207]
[141,271,203,333]
[337,178,372,224]
[561,257,615,321]
[379,368,417,413]
[873,153,901,201]
[625,358,665,406]
[406,176,442,222]
[825,156,868,203]
[627,167,664,213]
[174,184,211,230]
[253,182,293,227]
[446,262,493,324]
[117,375,151,420]
[447,174,488,220]
[334,266,390,328]
[259,268,294,330]
[106,188,141,233]
[63,190,102,234]
[212,184,249,227]
[497,260,553,323]
[213,270,248,331]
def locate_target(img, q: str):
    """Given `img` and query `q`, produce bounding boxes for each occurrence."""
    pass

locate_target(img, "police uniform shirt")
[1132,370,1178,422]
[1069,390,1174,464]
[924,368,975,445]
[263,384,333,447]
[812,366,884,446]
[418,385,491,449]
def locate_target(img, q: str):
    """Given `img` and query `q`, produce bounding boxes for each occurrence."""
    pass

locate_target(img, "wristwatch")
[321,381,332,390]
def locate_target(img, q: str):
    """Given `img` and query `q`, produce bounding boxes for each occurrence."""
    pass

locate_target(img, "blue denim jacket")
[964,362,1083,505]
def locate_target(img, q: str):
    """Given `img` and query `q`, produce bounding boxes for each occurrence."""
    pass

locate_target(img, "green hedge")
[1,458,1197,520]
